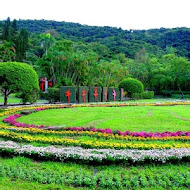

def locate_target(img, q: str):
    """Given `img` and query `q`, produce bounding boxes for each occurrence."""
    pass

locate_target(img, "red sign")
[112,89,116,101]
[65,89,72,103]
[48,80,53,87]
[82,89,86,102]
[121,88,124,100]
[93,87,98,102]
[40,77,46,91]
[104,88,107,101]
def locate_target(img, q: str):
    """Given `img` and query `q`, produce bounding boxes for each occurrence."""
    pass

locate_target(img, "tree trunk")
[4,89,8,106]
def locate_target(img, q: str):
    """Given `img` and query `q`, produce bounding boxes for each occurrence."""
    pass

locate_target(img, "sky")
[1,0,190,30]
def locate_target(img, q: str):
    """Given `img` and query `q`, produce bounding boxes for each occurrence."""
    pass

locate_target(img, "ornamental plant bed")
[0,103,190,190]
[0,141,189,164]
[2,104,190,137]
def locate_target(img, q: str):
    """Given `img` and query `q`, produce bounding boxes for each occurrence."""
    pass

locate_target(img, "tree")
[2,17,11,41]
[11,19,18,43]
[0,41,16,62]
[119,78,144,97]
[0,62,39,105]
[39,33,55,56]
[15,28,29,61]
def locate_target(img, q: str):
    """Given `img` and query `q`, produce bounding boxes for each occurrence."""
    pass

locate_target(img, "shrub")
[46,88,60,103]
[131,91,154,99]
[39,91,46,99]
[171,94,190,99]
[155,91,190,97]
[119,78,144,98]
[0,62,39,105]
[171,91,190,95]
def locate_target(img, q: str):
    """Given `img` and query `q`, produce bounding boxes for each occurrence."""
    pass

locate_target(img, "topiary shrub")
[46,88,60,103]
[119,78,144,98]
[0,62,39,105]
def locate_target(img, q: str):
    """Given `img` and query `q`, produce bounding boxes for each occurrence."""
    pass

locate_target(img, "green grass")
[0,95,22,104]
[17,105,190,132]
[0,178,80,190]
[0,94,47,104]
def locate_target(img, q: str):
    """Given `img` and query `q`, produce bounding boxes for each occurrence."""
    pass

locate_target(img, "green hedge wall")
[89,86,102,102]
[78,86,89,103]
[108,88,120,101]
[60,86,76,103]
[131,91,154,99]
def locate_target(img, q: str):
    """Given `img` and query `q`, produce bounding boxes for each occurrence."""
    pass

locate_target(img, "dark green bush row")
[131,91,154,99]
[156,90,190,96]
[172,91,190,95]
[0,163,189,189]
[171,94,190,99]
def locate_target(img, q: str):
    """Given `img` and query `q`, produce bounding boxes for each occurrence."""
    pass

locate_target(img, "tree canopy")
[0,62,39,105]
[0,18,190,96]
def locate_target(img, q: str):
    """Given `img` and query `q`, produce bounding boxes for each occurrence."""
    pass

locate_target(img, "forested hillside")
[16,20,190,59]
[0,18,190,92]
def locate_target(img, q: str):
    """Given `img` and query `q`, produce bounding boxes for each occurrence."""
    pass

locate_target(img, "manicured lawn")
[17,105,190,132]
[0,95,22,104]
[0,95,47,104]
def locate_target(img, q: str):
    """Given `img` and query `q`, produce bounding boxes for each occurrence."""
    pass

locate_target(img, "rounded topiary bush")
[0,62,39,105]
[119,78,144,97]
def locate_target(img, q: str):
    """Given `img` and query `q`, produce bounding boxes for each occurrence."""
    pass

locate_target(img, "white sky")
[1,0,190,30]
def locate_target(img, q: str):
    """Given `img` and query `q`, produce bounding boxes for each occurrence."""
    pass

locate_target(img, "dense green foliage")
[0,62,39,105]
[131,91,154,99]
[0,156,189,190]
[119,78,144,97]
[46,88,60,103]
[0,18,29,62]
[1,18,190,94]
[15,20,190,59]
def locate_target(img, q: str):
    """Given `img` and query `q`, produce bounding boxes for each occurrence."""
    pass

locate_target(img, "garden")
[0,9,190,188]
[0,101,189,189]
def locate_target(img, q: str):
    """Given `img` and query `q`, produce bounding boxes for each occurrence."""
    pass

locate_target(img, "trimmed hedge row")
[156,90,190,97]
[131,91,154,99]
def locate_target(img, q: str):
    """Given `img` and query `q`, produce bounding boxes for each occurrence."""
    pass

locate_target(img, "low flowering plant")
[0,140,189,164]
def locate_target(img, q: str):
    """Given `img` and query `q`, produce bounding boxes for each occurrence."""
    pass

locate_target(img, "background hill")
[17,19,190,59]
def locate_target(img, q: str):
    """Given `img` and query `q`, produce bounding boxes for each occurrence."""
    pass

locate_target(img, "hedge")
[131,91,154,99]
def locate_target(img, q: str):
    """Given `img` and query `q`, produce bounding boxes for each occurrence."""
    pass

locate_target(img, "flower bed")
[4,127,190,142]
[3,112,190,138]
[0,103,190,164]
[0,131,189,149]
[0,140,189,164]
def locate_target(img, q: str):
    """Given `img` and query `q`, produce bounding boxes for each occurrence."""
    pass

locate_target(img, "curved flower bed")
[0,103,190,164]
[3,112,190,138]
[0,131,189,149]
[0,141,189,163]
[3,127,190,141]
